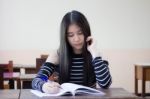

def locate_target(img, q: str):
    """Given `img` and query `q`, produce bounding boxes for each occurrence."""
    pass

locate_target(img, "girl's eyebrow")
[78,28,82,32]
[67,32,73,34]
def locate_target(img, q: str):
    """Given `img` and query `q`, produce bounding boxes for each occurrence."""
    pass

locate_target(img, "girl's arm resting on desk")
[32,62,56,92]
[92,57,112,88]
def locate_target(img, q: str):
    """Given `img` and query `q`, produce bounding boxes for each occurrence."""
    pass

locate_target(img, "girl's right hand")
[42,81,60,94]
[46,50,59,65]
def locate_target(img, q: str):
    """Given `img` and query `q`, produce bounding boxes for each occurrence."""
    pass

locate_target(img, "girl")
[32,10,112,94]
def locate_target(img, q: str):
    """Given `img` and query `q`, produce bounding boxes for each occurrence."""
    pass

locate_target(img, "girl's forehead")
[68,24,81,31]
[69,23,80,28]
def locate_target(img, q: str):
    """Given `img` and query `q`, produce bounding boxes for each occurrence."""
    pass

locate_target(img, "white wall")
[1,0,150,50]
[1,0,150,93]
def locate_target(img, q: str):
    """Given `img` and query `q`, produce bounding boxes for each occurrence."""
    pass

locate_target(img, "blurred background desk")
[135,63,150,97]
[20,74,36,89]
[13,64,36,89]
[20,88,139,99]
[13,64,36,74]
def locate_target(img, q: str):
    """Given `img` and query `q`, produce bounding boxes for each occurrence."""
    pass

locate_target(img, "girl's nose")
[74,35,80,41]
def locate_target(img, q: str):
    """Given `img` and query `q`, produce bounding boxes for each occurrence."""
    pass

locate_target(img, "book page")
[61,83,79,95]
[61,83,105,96]
[31,83,105,97]
[75,88,105,96]
[30,89,70,97]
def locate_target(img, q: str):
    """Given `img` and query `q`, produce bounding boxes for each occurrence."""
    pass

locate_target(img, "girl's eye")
[78,30,83,35]
[67,33,74,37]
[78,32,83,35]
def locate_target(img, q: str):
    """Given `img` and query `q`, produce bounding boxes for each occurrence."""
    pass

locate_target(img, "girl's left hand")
[86,36,100,58]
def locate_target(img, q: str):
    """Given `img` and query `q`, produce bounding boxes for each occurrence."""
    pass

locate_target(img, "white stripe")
[43,66,53,72]
[98,77,111,86]
[96,74,110,82]
[94,64,107,70]
[94,58,102,62]
[33,78,42,86]
[41,68,51,75]
[95,67,107,73]
[95,60,103,65]
[96,69,108,77]
[72,65,83,67]
[41,73,49,78]
[71,69,83,72]
[70,73,83,75]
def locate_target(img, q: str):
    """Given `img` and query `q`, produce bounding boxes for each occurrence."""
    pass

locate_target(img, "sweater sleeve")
[32,62,56,92]
[92,57,112,88]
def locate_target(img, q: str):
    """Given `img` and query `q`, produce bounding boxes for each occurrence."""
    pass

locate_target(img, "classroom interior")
[0,0,150,98]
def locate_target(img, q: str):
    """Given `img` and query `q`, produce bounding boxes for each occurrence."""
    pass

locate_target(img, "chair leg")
[8,79,14,89]
[141,69,145,97]
[135,66,138,95]
[17,79,21,89]
[135,78,138,95]
[0,69,4,89]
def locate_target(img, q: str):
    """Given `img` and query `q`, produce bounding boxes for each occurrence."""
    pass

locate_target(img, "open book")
[31,83,105,97]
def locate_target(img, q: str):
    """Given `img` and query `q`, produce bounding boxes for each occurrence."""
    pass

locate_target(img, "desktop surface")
[19,88,139,99]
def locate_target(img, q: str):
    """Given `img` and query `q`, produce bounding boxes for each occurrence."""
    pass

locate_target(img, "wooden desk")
[0,65,20,89]
[4,72,21,89]
[0,89,20,99]
[0,67,4,89]
[20,88,139,99]
[135,64,150,97]
[13,64,36,74]
[20,74,36,89]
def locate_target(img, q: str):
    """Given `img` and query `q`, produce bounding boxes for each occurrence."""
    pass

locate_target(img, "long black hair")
[58,10,96,86]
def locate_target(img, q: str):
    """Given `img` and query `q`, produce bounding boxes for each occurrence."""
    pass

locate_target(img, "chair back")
[0,61,13,72]
[0,61,13,89]
[36,58,47,73]
[0,67,4,89]
[40,54,49,59]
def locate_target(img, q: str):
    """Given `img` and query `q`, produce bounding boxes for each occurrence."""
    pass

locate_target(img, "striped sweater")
[32,55,112,92]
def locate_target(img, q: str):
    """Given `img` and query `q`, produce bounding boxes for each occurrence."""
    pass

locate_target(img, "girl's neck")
[73,49,82,54]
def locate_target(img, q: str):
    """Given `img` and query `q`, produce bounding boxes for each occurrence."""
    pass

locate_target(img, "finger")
[86,37,93,43]
[86,36,92,42]
[50,82,59,87]
[54,82,60,87]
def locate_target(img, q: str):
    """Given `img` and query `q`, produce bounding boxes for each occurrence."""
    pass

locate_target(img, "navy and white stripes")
[69,57,84,84]
[92,57,112,88]
[32,56,112,92]
[32,63,55,92]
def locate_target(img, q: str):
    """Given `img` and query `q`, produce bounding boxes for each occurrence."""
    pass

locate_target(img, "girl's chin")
[74,46,82,50]
[73,47,82,52]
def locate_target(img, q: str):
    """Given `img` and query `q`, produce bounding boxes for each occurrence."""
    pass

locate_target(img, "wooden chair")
[40,54,49,59]
[0,61,13,72]
[135,64,150,97]
[0,61,20,89]
[36,55,58,81]
[36,58,47,73]
[0,67,4,89]
[20,55,48,89]
[17,57,46,89]
[0,61,13,89]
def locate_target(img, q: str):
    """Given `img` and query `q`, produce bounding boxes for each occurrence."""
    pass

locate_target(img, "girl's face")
[67,24,85,54]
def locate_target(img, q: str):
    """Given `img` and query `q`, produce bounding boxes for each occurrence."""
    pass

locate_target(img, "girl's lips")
[74,43,82,46]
